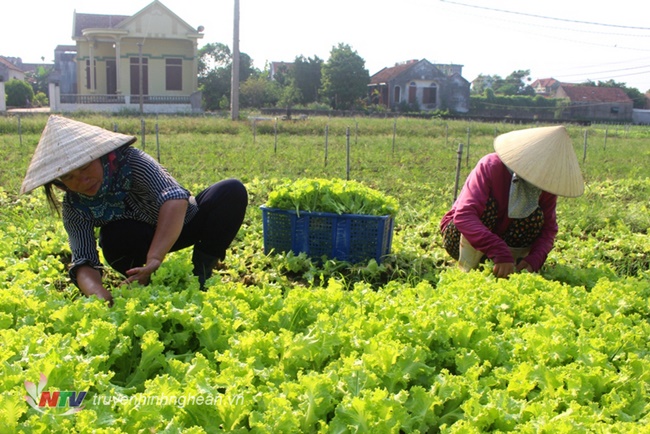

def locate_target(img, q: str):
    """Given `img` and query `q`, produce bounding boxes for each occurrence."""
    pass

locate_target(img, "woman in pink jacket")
[440,125,584,278]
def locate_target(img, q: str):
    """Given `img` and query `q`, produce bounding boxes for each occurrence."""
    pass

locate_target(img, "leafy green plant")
[5,79,34,107]
[266,178,399,216]
[2,116,650,432]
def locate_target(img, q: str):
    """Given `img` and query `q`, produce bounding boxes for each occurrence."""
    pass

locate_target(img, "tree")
[277,83,302,118]
[493,70,534,96]
[5,79,34,107]
[271,62,292,87]
[26,65,53,97]
[240,75,281,109]
[471,74,499,95]
[321,43,369,110]
[198,42,258,111]
[292,55,322,104]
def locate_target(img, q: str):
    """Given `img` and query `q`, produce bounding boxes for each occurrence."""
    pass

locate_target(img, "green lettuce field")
[0,115,649,433]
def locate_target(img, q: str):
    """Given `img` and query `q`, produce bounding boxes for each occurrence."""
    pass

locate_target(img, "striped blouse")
[62,146,198,281]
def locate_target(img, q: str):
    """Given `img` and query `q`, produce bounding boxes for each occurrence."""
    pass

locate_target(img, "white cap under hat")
[20,115,136,194]
[493,125,584,197]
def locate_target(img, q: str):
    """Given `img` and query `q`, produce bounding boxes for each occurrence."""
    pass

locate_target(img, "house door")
[408,82,417,104]
[130,57,148,96]
[106,60,117,95]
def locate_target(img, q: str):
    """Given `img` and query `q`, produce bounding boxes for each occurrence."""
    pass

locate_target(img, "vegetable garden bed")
[1,115,649,432]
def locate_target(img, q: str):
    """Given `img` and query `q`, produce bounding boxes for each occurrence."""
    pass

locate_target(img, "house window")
[130,57,149,96]
[610,106,620,114]
[85,60,96,90]
[423,83,437,105]
[408,82,417,104]
[166,58,182,91]
[394,86,401,103]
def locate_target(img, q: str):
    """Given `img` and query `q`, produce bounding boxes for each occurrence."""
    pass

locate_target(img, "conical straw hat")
[493,125,584,197]
[20,115,136,194]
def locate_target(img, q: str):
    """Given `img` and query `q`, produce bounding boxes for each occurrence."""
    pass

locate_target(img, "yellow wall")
[76,38,197,96]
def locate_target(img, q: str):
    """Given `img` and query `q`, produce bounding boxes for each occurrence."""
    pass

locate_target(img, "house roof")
[73,13,129,37]
[560,85,633,103]
[73,1,201,39]
[271,61,293,72]
[55,45,77,52]
[531,78,559,88]
[370,60,420,84]
[0,56,24,72]
[117,0,200,36]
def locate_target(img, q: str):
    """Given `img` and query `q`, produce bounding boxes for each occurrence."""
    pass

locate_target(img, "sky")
[2,0,649,92]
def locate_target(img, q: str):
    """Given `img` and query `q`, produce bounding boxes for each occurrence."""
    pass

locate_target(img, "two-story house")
[51,0,204,113]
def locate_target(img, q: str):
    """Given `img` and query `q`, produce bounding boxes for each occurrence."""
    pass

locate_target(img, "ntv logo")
[24,373,87,416]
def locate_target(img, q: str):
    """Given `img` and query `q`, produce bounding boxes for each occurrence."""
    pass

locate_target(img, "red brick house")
[555,84,633,122]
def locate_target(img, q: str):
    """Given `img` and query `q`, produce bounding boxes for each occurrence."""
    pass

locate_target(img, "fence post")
[346,127,351,180]
[18,116,22,146]
[155,121,160,162]
[465,127,471,168]
[355,120,358,146]
[454,143,464,203]
[324,125,329,167]
[140,118,146,151]
[274,117,278,154]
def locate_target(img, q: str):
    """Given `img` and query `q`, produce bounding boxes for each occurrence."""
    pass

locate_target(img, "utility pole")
[137,42,144,115]
[230,0,240,120]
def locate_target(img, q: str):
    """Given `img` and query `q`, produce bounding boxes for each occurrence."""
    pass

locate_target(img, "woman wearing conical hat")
[21,115,248,305]
[440,125,584,278]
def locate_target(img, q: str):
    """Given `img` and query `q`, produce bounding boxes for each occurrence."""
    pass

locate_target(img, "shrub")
[5,79,34,107]
[32,92,49,108]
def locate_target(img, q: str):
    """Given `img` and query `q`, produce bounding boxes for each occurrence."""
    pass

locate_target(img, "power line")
[440,0,650,31]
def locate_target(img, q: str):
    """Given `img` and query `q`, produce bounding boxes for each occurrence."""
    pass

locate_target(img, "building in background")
[368,59,470,113]
[556,84,633,122]
[0,56,26,82]
[50,0,204,113]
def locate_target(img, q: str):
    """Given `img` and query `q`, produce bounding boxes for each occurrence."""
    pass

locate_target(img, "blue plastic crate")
[261,206,394,263]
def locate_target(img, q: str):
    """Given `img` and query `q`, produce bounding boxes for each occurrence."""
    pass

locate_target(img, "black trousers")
[99,178,248,276]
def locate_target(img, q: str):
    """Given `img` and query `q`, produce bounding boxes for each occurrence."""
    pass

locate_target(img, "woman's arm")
[523,192,558,271]
[123,198,188,285]
[76,265,113,306]
[454,155,513,264]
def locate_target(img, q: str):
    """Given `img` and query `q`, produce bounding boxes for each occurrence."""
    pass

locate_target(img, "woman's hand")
[493,262,516,278]
[123,258,162,286]
[516,259,533,273]
[76,265,114,307]
[493,259,533,278]
[122,199,188,286]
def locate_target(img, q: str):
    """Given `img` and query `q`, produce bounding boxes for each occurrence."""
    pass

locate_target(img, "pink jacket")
[440,153,558,271]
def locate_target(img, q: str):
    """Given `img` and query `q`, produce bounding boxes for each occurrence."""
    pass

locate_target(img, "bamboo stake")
[465,127,471,168]
[274,118,278,154]
[324,125,329,167]
[392,118,397,154]
[140,118,146,151]
[454,143,464,203]
[155,121,160,162]
[346,127,351,180]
